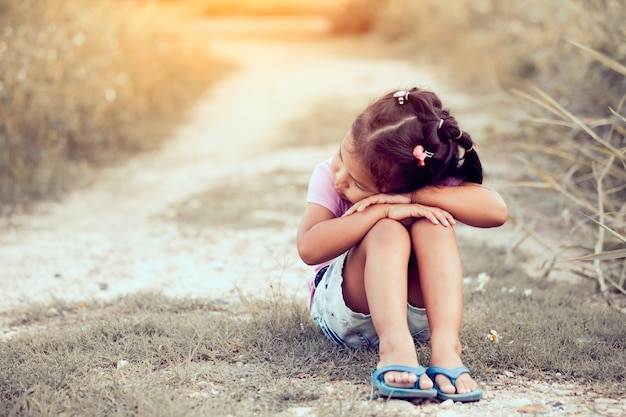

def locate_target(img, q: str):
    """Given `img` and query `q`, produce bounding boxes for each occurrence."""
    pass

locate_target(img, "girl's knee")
[410,218,456,238]
[369,218,409,238]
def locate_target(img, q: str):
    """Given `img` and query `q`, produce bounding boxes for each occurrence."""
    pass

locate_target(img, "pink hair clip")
[413,145,434,166]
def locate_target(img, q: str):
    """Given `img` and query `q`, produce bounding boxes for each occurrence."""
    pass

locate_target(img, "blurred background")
[1,0,624,301]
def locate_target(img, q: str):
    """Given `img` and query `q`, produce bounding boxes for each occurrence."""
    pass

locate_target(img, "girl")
[296,87,507,401]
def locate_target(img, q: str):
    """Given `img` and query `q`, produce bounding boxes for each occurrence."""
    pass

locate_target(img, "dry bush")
[332,0,626,303]
[0,0,229,213]
[328,0,557,89]
[506,1,626,303]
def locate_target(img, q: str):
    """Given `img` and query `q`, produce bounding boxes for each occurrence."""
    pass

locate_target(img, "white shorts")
[310,251,430,350]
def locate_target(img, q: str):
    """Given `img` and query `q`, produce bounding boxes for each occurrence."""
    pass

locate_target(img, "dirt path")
[2,16,612,417]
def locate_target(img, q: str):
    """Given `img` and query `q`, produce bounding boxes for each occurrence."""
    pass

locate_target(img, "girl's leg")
[409,219,478,395]
[342,218,432,390]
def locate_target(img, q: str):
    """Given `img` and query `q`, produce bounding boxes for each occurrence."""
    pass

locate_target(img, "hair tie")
[393,90,410,105]
[412,145,434,166]
[437,119,444,130]
[455,130,463,140]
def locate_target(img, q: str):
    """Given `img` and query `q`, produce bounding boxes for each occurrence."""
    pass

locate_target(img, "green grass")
[1,245,623,416]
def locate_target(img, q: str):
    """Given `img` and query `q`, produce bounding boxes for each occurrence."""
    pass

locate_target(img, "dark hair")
[350,87,483,193]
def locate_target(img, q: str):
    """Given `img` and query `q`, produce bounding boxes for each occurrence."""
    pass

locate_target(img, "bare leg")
[409,219,478,395]
[342,219,432,390]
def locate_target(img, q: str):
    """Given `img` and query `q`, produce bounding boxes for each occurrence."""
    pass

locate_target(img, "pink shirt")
[304,158,464,308]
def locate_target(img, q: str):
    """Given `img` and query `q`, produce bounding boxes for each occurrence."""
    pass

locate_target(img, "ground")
[0,16,622,417]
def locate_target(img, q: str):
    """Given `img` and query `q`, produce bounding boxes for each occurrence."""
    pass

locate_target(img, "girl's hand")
[386,203,456,226]
[343,193,411,216]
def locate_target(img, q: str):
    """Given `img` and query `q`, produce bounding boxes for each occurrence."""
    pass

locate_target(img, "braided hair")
[350,87,483,193]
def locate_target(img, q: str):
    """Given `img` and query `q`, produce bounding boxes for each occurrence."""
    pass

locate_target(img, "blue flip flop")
[426,365,483,402]
[371,365,437,399]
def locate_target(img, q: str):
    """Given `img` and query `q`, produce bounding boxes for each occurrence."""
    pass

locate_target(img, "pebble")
[551,389,571,396]
[116,360,129,369]
[436,410,464,417]
[440,399,455,409]
[283,407,315,417]
[594,398,619,405]
[517,404,548,414]
[384,399,415,412]
[504,398,533,408]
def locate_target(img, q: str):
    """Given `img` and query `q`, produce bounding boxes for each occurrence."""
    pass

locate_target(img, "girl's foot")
[429,347,478,395]
[377,335,433,390]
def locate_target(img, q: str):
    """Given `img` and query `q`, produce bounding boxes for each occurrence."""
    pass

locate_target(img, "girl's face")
[330,131,379,204]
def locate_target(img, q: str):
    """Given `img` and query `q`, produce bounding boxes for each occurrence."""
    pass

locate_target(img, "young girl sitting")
[296,87,508,401]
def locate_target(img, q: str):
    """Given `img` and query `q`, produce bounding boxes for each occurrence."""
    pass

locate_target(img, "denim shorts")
[310,251,430,350]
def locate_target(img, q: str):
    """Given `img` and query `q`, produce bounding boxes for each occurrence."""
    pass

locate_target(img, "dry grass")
[501,1,626,302]
[1,244,624,416]
[329,0,626,303]
[0,0,231,214]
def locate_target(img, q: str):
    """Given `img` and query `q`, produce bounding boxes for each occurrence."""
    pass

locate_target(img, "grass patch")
[1,245,624,416]
[459,244,625,386]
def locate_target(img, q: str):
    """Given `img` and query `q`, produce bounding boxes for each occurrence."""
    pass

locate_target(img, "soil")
[0,16,621,417]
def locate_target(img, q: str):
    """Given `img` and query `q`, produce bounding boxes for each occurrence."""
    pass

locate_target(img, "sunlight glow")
[189,0,341,16]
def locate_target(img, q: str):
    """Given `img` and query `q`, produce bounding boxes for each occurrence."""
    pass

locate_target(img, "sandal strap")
[372,365,427,381]
[426,365,470,384]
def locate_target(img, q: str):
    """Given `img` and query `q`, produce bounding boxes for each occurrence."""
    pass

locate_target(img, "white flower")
[477,272,491,283]
[488,329,500,343]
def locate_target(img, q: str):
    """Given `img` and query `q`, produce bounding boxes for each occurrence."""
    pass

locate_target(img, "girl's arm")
[297,202,454,266]
[344,183,508,228]
[411,183,508,228]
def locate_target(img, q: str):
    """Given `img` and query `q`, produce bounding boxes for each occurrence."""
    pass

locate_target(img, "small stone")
[116,360,129,369]
[594,398,619,405]
[286,407,315,417]
[384,399,414,412]
[437,410,463,417]
[440,399,454,409]
[518,404,548,414]
[505,398,533,408]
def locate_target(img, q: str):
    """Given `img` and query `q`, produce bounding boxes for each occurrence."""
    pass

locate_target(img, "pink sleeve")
[307,160,351,218]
